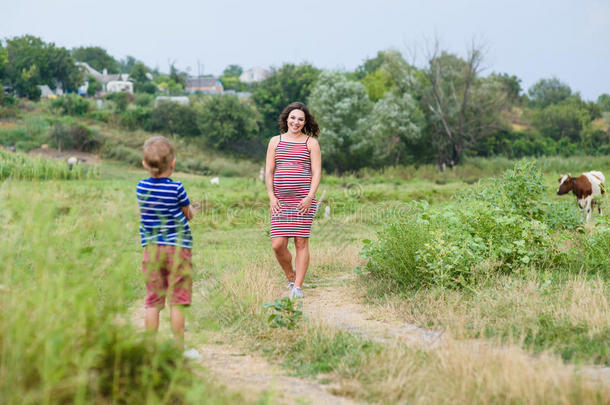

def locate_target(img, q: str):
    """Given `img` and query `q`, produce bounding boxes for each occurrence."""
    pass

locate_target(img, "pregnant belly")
[274,169,311,197]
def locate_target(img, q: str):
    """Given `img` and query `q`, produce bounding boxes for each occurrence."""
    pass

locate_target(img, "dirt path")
[302,275,610,385]
[305,276,442,347]
[130,301,355,405]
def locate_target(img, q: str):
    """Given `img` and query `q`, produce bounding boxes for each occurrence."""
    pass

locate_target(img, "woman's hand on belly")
[297,195,314,215]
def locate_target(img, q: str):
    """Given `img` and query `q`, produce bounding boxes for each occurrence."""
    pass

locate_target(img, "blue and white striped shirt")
[137,177,192,249]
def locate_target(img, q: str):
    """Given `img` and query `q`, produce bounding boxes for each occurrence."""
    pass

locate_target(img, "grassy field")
[1,152,609,404]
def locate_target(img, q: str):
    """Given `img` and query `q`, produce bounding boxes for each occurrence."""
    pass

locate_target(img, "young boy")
[137,136,195,351]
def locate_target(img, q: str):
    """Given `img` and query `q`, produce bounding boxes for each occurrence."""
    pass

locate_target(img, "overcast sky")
[2,0,608,100]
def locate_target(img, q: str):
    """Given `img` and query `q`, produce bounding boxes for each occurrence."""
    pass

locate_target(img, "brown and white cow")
[557,171,606,221]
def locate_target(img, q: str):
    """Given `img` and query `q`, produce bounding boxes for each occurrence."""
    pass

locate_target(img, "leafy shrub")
[50,121,101,152]
[362,162,564,290]
[120,107,151,131]
[147,102,198,136]
[50,94,92,116]
[263,297,304,329]
[135,93,154,107]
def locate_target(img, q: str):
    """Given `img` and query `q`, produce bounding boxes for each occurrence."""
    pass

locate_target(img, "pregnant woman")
[265,102,322,299]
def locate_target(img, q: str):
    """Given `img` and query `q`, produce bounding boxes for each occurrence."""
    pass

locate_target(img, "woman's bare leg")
[272,236,295,282]
[293,237,310,288]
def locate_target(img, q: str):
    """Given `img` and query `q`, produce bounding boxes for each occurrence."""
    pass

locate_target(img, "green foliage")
[148,101,198,136]
[530,101,591,143]
[72,46,119,73]
[196,95,260,154]
[596,93,610,112]
[308,71,372,172]
[109,91,130,113]
[263,297,303,329]
[361,161,590,290]
[527,77,572,108]
[362,69,392,101]
[222,64,243,77]
[4,35,83,97]
[134,93,154,107]
[49,120,101,152]
[219,64,245,91]
[120,107,151,131]
[50,94,92,116]
[86,75,102,96]
[129,61,149,84]
[364,91,425,166]
[252,63,320,139]
[489,72,522,103]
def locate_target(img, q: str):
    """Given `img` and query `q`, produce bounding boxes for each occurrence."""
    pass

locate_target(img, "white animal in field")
[67,156,78,170]
[210,177,220,185]
[323,205,331,219]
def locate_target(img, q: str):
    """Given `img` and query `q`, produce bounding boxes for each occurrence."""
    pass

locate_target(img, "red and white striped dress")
[271,136,316,238]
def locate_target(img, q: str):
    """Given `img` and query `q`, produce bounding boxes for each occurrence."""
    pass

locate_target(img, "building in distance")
[185,77,224,94]
[239,67,271,84]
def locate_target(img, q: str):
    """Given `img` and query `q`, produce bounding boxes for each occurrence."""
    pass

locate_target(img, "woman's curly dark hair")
[278,102,320,138]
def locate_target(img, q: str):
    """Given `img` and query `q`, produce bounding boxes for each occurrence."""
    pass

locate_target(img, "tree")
[489,72,522,104]
[362,69,392,102]
[527,77,572,108]
[308,71,373,172]
[130,61,157,93]
[169,64,186,89]
[597,93,610,112]
[86,75,102,96]
[418,43,507,168]
[71,46,119,73]
[220,64,245,91]
[197,95,260,154]
[222,64,243,78]
[365,91,425,166]
[0,42,7,80]
[252,63,320,139]
[4,35,82,97]
[147,102,198,136]
[119,56,137,74]
[530,101,591,143]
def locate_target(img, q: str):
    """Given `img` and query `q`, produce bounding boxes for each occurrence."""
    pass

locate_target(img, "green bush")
[49,121,101,152]
[362,162,566,290]
[50,94,92,116]
[120,107,151,131]
[134,93,154,107]
[147,102,198,136]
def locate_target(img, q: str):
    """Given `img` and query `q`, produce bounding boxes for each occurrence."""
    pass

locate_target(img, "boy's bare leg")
[170,305,185,350]
[145,307,161,332]
[271,236,295,282]
[294,237,310,288]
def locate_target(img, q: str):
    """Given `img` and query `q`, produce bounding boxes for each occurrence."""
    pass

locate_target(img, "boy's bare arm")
[181,205,195,221]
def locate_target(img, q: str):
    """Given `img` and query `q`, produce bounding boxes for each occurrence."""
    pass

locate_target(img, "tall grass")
[0,181,239,404]
[0,149,97,180]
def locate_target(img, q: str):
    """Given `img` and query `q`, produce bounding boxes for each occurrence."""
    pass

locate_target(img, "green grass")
[1,157,609,403]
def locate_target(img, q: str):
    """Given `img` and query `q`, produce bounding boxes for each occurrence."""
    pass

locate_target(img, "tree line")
[1,35,609,172]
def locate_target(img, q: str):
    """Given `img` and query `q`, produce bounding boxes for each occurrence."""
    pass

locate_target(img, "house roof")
[186,77,221,88]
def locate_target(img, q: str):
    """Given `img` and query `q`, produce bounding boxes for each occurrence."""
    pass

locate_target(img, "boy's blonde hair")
[143,136,175,176]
